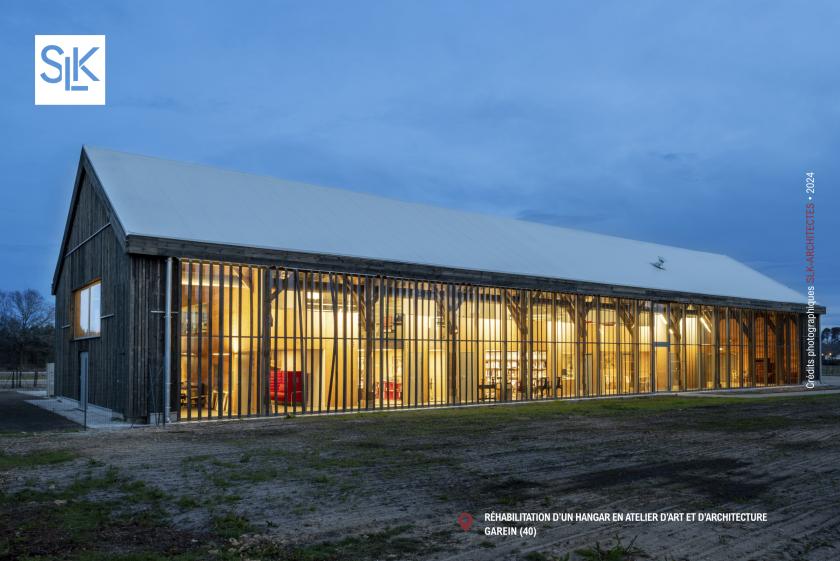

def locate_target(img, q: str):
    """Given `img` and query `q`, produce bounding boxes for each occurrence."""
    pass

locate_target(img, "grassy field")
[0,371,46,389]
[2,393,839,561]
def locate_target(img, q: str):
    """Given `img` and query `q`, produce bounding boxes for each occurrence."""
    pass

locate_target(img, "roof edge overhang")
[123,234,824,315]
[51,147,129,295]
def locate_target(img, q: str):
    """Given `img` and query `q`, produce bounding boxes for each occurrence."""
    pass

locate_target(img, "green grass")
[175,495,201,509]
[574,535,645,561]
[309,394,840,435]
[180,454,212,465]
[691,414,795,432]
[120,479,168,502]
[0,465,190,561]
[64,467,122,496]
[209,464,281,488]
[4,392,837,561]
[315,395,750,426]
[524,553,571,561]
[0,459,223,559]
[233,525,426,561]
[54,500,114,541]
[64,552,206,561]
[0,449,77,469]
[211,512,254,539]
[219,394,840,496]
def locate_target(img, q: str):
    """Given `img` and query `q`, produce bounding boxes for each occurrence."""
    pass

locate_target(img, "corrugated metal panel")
[83,146,804,305]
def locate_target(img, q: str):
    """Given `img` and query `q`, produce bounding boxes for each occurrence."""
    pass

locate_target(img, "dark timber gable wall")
[54,169,132,416]
[127,254,174,420]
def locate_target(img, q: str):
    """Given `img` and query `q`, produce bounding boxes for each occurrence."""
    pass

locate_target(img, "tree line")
[823,327,840,363]
[0,290,54,371]
[821,327,840,345]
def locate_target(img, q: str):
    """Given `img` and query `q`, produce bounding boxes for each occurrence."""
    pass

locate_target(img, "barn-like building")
[52,146,823,423]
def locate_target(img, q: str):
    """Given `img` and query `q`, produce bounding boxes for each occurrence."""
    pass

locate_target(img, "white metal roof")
[84,146,804,304]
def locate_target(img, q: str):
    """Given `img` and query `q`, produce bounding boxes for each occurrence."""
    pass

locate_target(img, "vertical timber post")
[163,256,173,425]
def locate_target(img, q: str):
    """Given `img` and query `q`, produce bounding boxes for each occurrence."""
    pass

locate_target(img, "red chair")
[383,381,402,401]
[269,369,303,405]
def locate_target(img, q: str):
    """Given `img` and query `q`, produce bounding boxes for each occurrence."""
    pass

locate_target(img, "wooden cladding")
[176,259,804,420]
[54,172,131,417]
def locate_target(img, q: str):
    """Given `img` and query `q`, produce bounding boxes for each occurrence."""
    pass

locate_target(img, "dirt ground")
[2,392,839,561]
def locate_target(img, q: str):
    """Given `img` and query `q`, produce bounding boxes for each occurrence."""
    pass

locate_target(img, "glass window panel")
[669,304,684,391]
[583,296,596,396]
[73,281,100,338]
[653,303,668,391]
[166,260,812,419]
[599,297,617,395]
[638,301,652,393]
[767,312,778,385]
[89,282,101,335]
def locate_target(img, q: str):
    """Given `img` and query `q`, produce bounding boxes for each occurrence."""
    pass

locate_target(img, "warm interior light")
[656,313,667,325]
[181,268,241,288]
[700,317,711,333]
[306,291,320,301]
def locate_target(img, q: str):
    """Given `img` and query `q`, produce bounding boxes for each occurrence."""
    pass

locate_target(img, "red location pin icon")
[457,512,474,531]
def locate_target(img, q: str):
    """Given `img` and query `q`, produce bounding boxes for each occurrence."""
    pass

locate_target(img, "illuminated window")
[74,281,101,338]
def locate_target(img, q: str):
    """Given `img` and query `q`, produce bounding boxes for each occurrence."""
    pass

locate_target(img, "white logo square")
[35,35,106,105]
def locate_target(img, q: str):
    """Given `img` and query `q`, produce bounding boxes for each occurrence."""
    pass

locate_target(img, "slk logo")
[35,35,106,105]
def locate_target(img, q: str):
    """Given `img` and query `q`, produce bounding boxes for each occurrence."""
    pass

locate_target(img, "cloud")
[1,0,838,321]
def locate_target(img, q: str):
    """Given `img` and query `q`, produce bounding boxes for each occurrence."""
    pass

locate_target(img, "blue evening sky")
[1,1,837,325]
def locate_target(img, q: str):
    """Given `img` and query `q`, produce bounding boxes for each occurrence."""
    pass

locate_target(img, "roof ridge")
[80,145,804,304]
[83,145,728,260]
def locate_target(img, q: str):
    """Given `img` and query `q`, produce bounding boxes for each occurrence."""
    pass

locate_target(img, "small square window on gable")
[73,280,101,339]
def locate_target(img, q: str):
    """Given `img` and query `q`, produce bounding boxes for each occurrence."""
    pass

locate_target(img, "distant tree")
[832,327,840,345]
[0,290,54,370]
[823,328,832,344]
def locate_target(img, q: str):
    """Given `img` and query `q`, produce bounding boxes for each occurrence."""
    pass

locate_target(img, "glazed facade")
[176,259,803,419]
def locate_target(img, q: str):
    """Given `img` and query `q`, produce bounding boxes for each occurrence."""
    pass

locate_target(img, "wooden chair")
[532,378,549,398]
